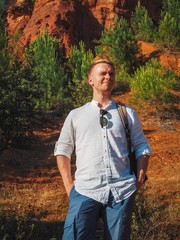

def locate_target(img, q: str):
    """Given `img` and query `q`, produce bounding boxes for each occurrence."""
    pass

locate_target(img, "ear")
[88,75,94,86]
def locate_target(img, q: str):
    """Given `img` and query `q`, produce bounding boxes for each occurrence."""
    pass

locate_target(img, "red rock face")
[6,0,162,56]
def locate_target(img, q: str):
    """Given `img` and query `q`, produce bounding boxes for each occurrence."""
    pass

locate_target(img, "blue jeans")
[62,187,136,240]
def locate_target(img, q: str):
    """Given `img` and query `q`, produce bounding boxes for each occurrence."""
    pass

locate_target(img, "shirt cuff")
[136,149,151,159]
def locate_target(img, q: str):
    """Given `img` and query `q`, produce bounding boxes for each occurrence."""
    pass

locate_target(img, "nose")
[105,73,111,79]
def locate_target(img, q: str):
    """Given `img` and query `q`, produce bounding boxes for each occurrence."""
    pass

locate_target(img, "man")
[54,59,151,240]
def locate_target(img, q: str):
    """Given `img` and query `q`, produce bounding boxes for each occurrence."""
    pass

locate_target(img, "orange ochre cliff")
[6,0,163,54]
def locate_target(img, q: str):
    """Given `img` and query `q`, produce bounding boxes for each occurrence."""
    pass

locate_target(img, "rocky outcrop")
[6,0,163,56]
[6,0,179,75]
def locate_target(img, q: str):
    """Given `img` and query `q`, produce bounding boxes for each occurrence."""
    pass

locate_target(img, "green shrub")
[68,41,94,81]
[95,17,138,74]
[114,65,131,92]
[162,0,180,20]
[68,41,94,107]
[25,29,67,110]
[130,59,178,102]
[156,12,180,50]
[0,31,9,73]
[0,58,39,150]
[0,0,5,23]
[131,1,155,42]
[0,0,9,71]
[0,2,39,149]
[155,0,180,49]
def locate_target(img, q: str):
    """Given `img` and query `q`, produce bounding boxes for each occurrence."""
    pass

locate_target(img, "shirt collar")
[91,99,116,109]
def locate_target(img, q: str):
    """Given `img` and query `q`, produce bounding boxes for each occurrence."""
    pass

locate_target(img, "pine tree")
[95,17,138,74]
[68,41,94,107]
[156,0,180,49]
[0,55,40,149]
[131,1,155,42]
[0,0,9,72]
[25,29,67,110]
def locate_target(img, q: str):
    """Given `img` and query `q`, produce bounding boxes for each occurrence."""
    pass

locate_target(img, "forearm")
[137,155,149,178]
[136,155,150,190]
[56,155,74,196]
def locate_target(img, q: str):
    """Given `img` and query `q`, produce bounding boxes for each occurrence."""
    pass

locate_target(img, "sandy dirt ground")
[0,91,179,239]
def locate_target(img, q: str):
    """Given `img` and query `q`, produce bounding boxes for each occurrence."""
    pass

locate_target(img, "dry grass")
[0,99,180,239]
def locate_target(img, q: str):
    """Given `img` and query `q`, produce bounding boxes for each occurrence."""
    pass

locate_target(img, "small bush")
[156,12,180,50]
[131,1,155,42]
[95,17,138,74]
[130,59,178,102]
[0,58,39,150]
[155,0,180,50]
[162,0,180,20]
[114,64,131,92]
[25,29,67,110]
[0,0,9,71]
[68,41,94,107]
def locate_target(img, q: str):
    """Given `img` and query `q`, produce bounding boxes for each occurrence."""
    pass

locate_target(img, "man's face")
[88,63,115,94]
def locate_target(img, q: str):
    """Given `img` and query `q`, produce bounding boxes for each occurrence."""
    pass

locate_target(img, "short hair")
[88,58,115,75]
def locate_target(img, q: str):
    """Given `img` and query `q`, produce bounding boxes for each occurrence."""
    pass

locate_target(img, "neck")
[93,92,111,108]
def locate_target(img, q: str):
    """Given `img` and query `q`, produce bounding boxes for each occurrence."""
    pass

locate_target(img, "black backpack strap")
[116,103,133,175]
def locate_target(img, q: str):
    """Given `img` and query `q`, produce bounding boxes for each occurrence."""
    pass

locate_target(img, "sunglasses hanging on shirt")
[100,109,108,128]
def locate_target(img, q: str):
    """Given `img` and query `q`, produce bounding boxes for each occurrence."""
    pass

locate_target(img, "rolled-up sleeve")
[54,111,75,160]
[128,108,151,159]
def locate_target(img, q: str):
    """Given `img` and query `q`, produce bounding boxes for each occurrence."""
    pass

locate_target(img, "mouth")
[102,81,114,87]
[102,81,111,84]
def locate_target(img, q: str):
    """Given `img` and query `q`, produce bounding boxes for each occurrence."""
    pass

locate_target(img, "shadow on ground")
[0,217,64,240]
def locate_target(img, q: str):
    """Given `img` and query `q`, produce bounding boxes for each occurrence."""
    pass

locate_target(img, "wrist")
[137,175,145,183]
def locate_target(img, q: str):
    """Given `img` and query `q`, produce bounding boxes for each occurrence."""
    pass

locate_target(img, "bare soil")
[0,91,179,239]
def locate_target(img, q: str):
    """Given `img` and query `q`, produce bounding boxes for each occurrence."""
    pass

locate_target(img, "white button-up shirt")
[54,100,151,204]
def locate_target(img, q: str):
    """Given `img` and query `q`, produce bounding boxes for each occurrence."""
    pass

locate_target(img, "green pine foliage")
[130,59,178,102]
[131,1,155,42]
[0,31,9,72]
[155,0,180,49]
[25,29,67,110]
[156,13,180,50]
[114,65,131,92]
[0,27,68,149]
[68,41,94,81]
[0,0,9,71]
[95,17,138,74]
[0,16,45,148]
[68,41,94,107]
[0,58,39,150]
[162,0,180,19]
[0,0,5,16]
